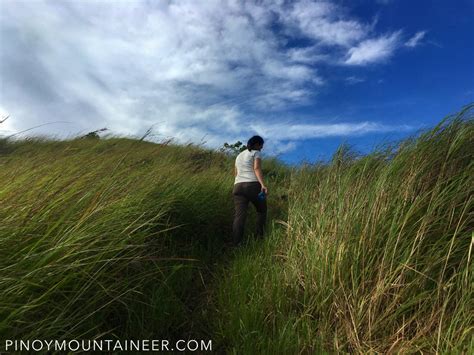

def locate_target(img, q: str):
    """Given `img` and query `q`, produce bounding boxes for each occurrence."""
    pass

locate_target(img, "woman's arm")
[254,158,268,194]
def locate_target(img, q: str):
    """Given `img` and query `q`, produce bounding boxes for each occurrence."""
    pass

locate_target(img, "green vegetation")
[1,105,472,353]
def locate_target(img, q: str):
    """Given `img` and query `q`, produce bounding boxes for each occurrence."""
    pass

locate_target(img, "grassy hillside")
[213,105,473,353]
[0,136,290,343]
[1,104,472,353]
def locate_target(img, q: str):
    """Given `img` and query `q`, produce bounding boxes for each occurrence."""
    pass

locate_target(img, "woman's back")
[232,135,266,246]
[234,149,261,184]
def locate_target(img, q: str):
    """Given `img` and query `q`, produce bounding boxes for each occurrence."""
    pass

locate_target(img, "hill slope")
[1,105,472,353]
[213,105,473,353]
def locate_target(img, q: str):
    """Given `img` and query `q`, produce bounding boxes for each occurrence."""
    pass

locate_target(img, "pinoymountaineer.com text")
[3,339,213,352]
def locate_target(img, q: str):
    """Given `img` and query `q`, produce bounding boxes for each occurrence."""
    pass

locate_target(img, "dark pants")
[232,181,267,245]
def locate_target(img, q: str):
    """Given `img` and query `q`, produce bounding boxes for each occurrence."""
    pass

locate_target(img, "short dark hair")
[247,135,264,151]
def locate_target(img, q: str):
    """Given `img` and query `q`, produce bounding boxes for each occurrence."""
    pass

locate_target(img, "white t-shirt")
[234,149,262,184]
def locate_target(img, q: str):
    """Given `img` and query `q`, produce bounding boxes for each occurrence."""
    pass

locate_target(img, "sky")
[0,0,473,165]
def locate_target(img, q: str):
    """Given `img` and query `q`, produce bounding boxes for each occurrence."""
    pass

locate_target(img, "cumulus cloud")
[405,30,427,48]
[0,0,418,156]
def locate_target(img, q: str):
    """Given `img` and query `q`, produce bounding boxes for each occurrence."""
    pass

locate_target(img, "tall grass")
[1,105,472,353]
[213,104,473,353]
[0,136,289,344]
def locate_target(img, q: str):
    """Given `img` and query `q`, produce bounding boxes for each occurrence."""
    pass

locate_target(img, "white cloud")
[345,31,402,65]
[264,140,299,156]
[0,0,418,156]
[405,30,427,48]
[0,106,15,136]
[249,121,412,141]
[283,0,368,47]
[287,46,331,64]
[346,76,365,84]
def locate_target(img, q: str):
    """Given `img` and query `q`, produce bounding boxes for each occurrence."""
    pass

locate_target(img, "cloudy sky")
[1,0,473,164]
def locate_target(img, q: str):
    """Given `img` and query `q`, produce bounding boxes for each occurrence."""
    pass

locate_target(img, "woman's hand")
[261,185,268,195]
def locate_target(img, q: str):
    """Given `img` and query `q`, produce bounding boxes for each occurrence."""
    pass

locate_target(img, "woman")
[232,135,268,246]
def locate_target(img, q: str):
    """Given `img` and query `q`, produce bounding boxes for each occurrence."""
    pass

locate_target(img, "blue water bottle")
[258,191,266,201]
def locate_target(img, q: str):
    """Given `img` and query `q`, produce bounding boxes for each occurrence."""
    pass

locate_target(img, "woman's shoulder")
[252,150,262,159]
[237,149,261,160]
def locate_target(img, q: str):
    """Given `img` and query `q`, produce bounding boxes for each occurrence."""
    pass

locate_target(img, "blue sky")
[0,0,472,165]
